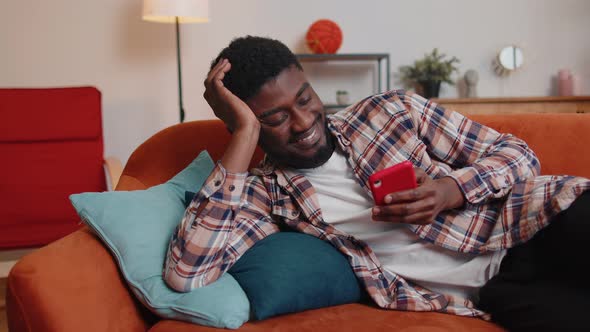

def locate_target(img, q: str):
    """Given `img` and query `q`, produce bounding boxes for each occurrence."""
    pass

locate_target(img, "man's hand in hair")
[203,58,260,134]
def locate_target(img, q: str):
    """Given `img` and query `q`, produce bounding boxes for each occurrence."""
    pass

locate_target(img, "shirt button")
[229,184,235,192]
[504,179,510,184]
[378,274,385,280]
[214,180,221,186]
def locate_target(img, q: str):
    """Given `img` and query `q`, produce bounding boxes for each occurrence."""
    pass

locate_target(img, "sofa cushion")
[69,151,250,329]
[0,87,102,142]
[148,303,505,332]
[227,232,364,320]
[183,192,364,320]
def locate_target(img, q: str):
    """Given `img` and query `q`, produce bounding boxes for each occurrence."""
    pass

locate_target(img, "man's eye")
[261,113,288,126]
[298,97,311,107]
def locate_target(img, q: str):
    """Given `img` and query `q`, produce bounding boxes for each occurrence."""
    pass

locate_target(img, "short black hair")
[211,35,302,101]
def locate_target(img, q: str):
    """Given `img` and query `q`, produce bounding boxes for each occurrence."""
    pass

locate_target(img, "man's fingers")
[210,58,228,77]
[205,60,226,87]
[214,61,231,85]
[414,167,428,184]
[210,62,233,95]
[204,60,222,86]
[384,186,432,204]
[205,58,229,87]
[214,67,229,89]
[204,60,232,106]
[372,211,435,225]
[373,197,435,217]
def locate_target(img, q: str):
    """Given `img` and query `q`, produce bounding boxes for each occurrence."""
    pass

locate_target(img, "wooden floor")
[1,277,7,332]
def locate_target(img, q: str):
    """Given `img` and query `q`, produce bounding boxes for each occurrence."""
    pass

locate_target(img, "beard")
[289,132,335,169]
[266,117,336,170]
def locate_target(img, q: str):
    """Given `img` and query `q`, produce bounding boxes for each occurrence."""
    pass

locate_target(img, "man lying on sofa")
[163,35,590,331]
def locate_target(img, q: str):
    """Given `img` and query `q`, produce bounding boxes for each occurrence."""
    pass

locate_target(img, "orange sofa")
[6,113,590,332]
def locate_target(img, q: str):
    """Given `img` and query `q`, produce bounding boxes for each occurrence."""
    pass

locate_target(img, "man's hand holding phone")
[370,161,465,225]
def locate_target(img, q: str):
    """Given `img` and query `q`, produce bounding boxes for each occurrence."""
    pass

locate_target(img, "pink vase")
[558,69,574,96]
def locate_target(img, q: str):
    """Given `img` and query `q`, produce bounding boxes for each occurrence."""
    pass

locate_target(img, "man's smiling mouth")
[291,122,322,150]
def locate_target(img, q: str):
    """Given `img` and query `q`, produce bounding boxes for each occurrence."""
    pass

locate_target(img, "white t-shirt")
[297,147,506,302]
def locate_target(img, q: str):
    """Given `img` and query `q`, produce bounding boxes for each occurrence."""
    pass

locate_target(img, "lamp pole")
[142,0,209,123]
[175,16,185,123]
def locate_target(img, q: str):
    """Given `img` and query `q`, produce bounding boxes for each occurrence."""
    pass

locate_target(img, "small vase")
[418,81,441,99]
[557,69,574,96]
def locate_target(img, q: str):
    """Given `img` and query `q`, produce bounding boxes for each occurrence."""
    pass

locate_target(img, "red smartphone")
[369,161,417,206]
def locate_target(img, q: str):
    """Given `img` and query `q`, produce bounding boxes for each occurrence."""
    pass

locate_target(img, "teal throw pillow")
[69,151,250,329]
[227,232,363,320]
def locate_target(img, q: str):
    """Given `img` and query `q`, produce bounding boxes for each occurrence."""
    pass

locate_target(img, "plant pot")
[418,80,441,99]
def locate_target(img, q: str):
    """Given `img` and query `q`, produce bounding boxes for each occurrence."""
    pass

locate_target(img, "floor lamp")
[142,0,209,123]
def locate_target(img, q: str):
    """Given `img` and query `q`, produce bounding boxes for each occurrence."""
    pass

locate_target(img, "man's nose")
[290,107,315,133]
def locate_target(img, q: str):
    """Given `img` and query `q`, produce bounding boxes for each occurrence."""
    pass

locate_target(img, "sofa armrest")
[104,156,123,191]
[6,228,151,332]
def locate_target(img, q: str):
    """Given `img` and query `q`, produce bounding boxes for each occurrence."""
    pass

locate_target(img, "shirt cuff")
[447,166,494,205]
[200,162,248,206]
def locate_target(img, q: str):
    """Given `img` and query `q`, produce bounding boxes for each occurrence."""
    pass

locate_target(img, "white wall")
[2,0,589,165]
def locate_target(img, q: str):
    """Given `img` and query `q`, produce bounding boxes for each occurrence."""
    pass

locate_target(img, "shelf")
[324,104,352,114]
[433,96,590,115]
[433,96,590,104]
[296,53,389,62]
[295,53,391,94]
[325,104,349,109]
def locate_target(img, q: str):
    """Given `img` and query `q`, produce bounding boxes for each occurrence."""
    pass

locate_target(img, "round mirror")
[493,45,524,76]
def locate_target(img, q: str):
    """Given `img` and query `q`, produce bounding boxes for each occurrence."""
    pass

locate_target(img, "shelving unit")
[434,96,590,115]
[295,53,390,110]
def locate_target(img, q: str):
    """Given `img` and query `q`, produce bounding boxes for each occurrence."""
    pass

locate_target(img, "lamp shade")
[142,0,209,23]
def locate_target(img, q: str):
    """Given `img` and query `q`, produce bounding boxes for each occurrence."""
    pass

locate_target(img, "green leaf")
[398,48,460,87]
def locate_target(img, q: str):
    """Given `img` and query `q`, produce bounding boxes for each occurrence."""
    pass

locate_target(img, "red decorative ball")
[305,19,343,54]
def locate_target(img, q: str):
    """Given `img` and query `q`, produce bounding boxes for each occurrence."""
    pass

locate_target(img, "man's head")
[212,36,334,169]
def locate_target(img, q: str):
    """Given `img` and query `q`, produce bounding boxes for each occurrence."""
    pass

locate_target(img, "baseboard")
[0,261,17,279]
[0,276,6,309]
[0,249,35,262]
[0,248,36,278]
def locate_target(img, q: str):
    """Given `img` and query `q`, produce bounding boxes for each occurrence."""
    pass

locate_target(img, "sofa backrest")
[469,113,590,179]
[117,120,265,190]
[0,86,106,248]
[118,112,590,192]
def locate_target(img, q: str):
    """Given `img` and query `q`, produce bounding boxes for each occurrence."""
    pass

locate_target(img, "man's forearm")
[439,177,465,210]
[221,122,261,173]
[164,163,278,292]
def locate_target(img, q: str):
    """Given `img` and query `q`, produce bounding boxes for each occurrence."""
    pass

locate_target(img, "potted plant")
[399,48,460,98]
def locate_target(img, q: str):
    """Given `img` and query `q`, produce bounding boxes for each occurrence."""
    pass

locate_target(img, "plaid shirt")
[164,90,590,318]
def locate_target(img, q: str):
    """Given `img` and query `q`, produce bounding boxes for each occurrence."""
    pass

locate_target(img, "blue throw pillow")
[228,232,363,320]
[69,151,250,329]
